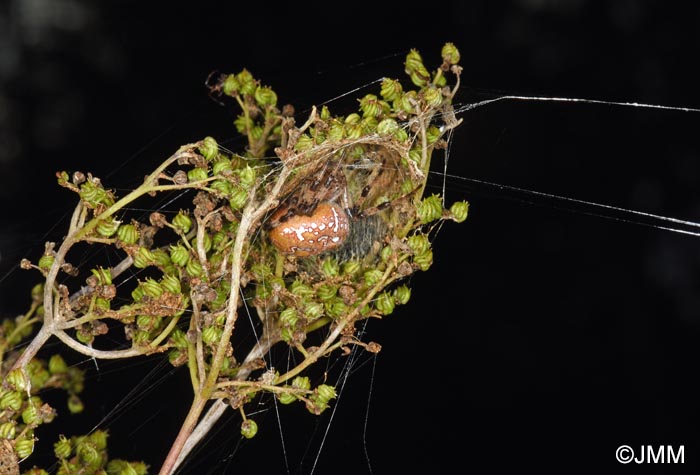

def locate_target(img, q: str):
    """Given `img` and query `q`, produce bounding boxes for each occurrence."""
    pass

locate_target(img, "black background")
[2,1,700,473]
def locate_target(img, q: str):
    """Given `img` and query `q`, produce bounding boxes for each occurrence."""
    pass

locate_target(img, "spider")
[267,145,415,258]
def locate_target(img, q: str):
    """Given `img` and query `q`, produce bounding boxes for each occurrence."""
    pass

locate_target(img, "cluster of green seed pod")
[0,354,87,464]
[51,430,147,475]
[305,384,337,415]
[5,43,470,466]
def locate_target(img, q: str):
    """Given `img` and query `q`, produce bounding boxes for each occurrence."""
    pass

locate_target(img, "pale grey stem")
[172,332,278,471]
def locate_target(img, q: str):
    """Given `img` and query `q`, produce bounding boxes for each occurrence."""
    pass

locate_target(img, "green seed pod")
[160,274,181,294]
[409,66,431,87]
[5,368,28,392]
[201,326,223,346]
[94,296,110,311]
[423,86,443,107]
[324,298,347,319]
[238,165,256,189]
[172,212,192,234]
[342,260,360,276]
[77,441,101,468]
[54,435,73,459]
[241,419,258,439]
[303,301,324,320]
[91,267,112,285]
[363,269,383,286]
[316,284,339,302]
[293,134,314,152]
[407,148,422,164]
[321,258,339,277]
[228,186,248,210]
[254,85,277,107]
[377,118,399,136]
[222,74,240,96]
[344,122,363,139]
[0,390,22,411]
[136,315,156,330]
[212,156,233,175]
[168,349,184,366]
[320,105,331,120]
[140,278,163,299]
[149,248,170,268]
[280,327,293,342]
[132,462,148,475]
[316,384,337,403]
[234,114,253,134]
[250,125,264,140]
[278,391,296,405]
[132,330,151,346]
[327,121,345,142]
[57,170,70,185]
[342,112,360,124]
[133,247,154,269]
[22,403,39,425]
[117,223,139,244]
[375,291,395,315]
[79,180,109,207]
[290,280,314,298]
[29,366,50,390]
[250,263,272,280]
[237,69,256,96]
[68,394,85,414]
[88,430,108,450]
[187,167,209,183]
[441,42,461,65]
[426,125,442,145]
[393,285,411,305]
[407,234,430,254]
[280,327,294,343]
[434,73,447,87]
[76,328,93,345]
[396,90,418,113]
[450,201,469,223]
[48,354,68,374]
[361,116,378,133]
[417,194,443,223]
[292,376,311,390]
[279,308,298,327]
[23,469,50,475]
[96,218,121,237]
[0,421,16,439]
[255,283,271,300]
[404,49,425,73]
[14,437,35,459]
[186,258,205,278]
[210,179,233,196]
[380,78,403,101]
[169,244,190,267]
[413,249,433,271]
[38,255,55,271]
[170,328,188,348]
[394,127,409,142]
[212,230,228,250]
[131,285,144,302]
[198,136,219,161]
[359,94,382,118]
[31,282,44,301]
[380,245,393,262]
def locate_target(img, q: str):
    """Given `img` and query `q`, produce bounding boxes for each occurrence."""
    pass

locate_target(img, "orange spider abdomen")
[269,202,350,257]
